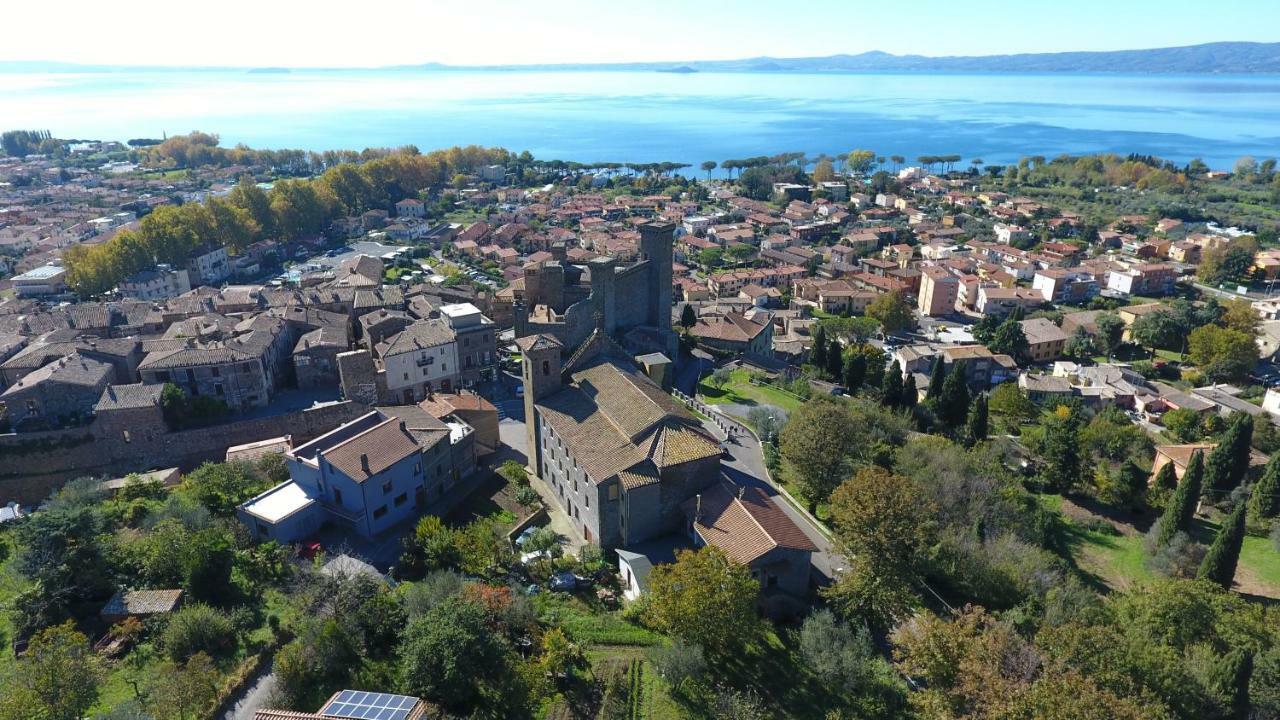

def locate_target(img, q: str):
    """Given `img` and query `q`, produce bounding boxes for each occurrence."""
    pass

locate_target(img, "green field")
[697,369,803,414]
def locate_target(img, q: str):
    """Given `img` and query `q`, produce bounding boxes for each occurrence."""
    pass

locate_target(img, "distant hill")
[5,42,1280,75]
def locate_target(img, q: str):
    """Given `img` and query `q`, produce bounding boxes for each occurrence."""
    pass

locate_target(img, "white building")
[118,265,191,301]
[376,319,460,403]
[12,264,68,297]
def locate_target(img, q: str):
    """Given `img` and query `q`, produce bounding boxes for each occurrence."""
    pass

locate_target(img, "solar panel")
[321,690,420,720]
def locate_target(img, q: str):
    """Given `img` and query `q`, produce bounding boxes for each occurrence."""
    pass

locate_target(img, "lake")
[2,69,1278,170]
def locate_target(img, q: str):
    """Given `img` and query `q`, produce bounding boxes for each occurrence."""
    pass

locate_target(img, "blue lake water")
[2,69,1278,170]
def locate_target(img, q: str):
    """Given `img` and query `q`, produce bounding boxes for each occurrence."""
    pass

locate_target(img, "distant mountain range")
[5,42,1280,75]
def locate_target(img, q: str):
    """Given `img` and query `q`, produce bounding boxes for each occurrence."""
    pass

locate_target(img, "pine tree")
[880,360,904,408]
[1155,450,1203,549]
[901,372,918,409]
[1210,650,1252,718]
[1230,415,1254,485]
[939,361,971,428]
[1249,452,1280,522]
[927,357,946,399]
[843,352,867,394]
[1152,461,1178,491]
[966,393,988,444]
[811,325,828,370]
[1198,499,1247,588]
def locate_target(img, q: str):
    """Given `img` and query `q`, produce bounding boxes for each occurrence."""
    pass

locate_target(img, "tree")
[1188,324,1259,383]
[1063,326,1096,361]
[966,393,989,444]
[825,341,845,380]
[927,357,947,399]
[829,467,936,573]
[1162,407,1203,442]
[1155,451,1203,549]
[847,150,877,175]
[987,318,1029,362]
[1095,312,1125,359]
[867,292,914,332]
[1152,461,1178,492]
[161,603,237,661]
[1249,452,1280,522]
[644,546,758,654]
[1130,310,1182,356]
[811,324,829,369]
[399,597,510,711]
[779,399,859,512]
[1202,414,1253,501]
[148,653,220,720]
[1218,297,1259,335]
[797,609,883,689]
[881,360,905,407]
[539,627,587,688]
[680,303,697,330]
[1197,500,1246,589]
[937,361,971,428]
[812,159,836,183]
[6,622,102,720]
[842,350,867,392]
[1040,404,1084,492]
[699,160,717,181]
[989,383,1036,424]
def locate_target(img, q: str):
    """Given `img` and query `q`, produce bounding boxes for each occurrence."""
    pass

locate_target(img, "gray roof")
[95,383,164,412]
[376,319,455,358]
[1,353,112,396]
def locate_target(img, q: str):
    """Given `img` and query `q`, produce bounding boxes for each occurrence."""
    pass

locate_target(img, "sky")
[4,0,1276,68]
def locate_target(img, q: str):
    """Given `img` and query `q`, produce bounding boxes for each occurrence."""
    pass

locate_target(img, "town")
[2,129,1280,719]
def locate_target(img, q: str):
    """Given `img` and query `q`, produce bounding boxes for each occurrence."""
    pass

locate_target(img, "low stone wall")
[0,401,370,504]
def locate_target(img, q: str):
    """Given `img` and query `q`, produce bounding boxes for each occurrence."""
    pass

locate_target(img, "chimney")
[738,486,746,500]
[360,453,370,475]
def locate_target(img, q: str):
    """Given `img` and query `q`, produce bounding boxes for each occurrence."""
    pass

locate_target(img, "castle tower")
[515,333,564,475]
[639,220,676,353]
[588,256,617,335]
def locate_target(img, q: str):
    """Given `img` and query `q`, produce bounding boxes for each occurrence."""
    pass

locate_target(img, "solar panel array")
[321,691,418,720]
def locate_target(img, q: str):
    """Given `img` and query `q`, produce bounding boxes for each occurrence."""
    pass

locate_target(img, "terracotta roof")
[515,334,563,353]
[94,383,164,412]
[100,589,183,617]
[682,481,818,564]
[322,418,421,482]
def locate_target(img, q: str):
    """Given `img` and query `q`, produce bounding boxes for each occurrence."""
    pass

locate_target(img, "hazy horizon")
[2,0,1275,69]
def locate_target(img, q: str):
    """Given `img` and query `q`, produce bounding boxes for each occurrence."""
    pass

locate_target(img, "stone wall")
[0,401,370,504]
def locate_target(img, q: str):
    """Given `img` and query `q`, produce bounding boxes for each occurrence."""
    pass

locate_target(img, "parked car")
[549,572,577,592]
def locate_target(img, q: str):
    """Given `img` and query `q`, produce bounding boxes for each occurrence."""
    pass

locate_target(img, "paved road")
[221,667,276,720]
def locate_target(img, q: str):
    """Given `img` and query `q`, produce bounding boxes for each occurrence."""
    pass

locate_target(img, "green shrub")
[161,603,237,661]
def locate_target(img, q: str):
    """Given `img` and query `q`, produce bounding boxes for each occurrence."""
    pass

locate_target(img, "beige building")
[918,267,959,317]
[1019,318,1069,363]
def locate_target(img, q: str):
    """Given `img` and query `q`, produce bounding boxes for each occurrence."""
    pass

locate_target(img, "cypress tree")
[939,361,971,428]
[901,371,918,409]
[1156,450,1204,549]
[1198,500,1247,589]
[1231,415,1255,482]
[1152,461,1178,491]
[843,352,867,394]
[881,360,904,408]
[1249,452,1280,522]
[966,393,988,444]
[811,325,828,370]
[826,341,845,380]
[927,357,946,399]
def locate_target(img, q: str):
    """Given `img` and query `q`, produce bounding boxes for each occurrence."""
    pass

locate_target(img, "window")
[334,488,344,505]
[394,493,408,507]
[122,430,131,443]
[414,462,421,475]
[608,484,618,501]
[382,480,392,494]
[373,505,388,519]
[542,360,550,376]
[585,494,589,509]
[212,366,220,378]
[156,371,170,382]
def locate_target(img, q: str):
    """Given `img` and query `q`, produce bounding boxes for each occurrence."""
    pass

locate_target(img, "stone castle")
[513,221,677,359]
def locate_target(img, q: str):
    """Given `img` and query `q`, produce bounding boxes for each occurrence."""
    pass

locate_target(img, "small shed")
[100,589,184,624]
[616,549,654,602]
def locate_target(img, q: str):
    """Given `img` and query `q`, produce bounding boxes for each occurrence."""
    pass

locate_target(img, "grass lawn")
[697,370,803,414]
[1040,494,1280,598]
